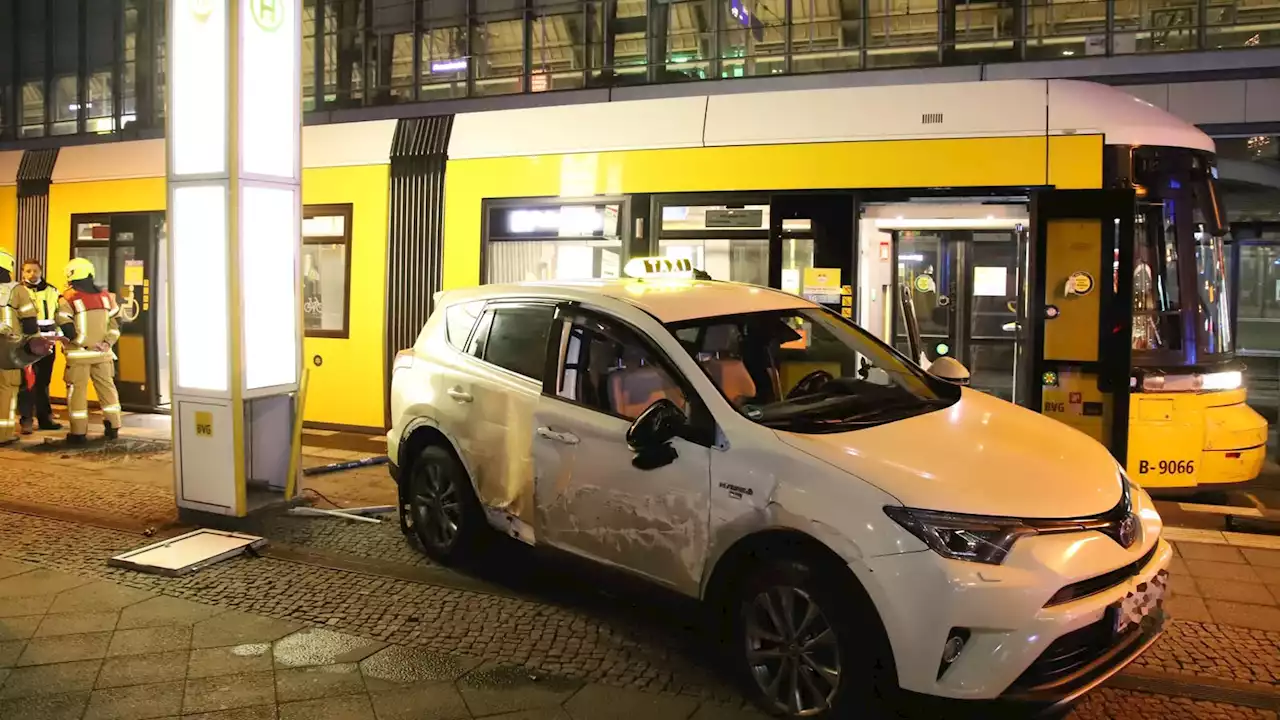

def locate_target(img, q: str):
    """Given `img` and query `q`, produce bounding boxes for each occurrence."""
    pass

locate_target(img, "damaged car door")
[531,305,713,596]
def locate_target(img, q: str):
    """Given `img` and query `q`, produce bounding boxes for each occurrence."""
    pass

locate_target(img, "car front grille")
[1012,617,1132,690]
[1044,542,1159,608]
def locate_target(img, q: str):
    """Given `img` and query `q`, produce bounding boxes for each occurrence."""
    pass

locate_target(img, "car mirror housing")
[626,398,685,452]
[928,356,971,386]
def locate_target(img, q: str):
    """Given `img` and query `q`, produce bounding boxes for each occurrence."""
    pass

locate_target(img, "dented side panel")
[532,396,712,597]
[701,421,917,599]
[461,361,542,525]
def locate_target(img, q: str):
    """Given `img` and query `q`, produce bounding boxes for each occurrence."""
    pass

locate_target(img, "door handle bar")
[446,387,473,403]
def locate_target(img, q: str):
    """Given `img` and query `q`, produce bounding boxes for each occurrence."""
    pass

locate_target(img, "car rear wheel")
[407,445,484,564]
[731,557,894,719]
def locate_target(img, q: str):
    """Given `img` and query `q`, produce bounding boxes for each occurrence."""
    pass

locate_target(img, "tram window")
[1132,208,1183,352]
[1193,206,1233,356]
[301,205,353,339]
[484,203,623,283]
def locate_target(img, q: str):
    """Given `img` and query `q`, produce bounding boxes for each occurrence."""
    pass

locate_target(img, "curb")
[1110,666,1280,711]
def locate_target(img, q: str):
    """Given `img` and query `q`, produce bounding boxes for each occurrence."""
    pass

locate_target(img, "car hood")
[775,388,1124,519]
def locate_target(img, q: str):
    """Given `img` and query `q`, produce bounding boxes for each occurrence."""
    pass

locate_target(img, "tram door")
[769,194,855,312]
[892,230,1024,402]
[69,212,164,411]
[1025,190,1135,462]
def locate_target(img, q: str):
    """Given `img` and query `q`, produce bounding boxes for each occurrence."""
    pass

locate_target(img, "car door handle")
[446,387,473,403]
[536,427,579,445]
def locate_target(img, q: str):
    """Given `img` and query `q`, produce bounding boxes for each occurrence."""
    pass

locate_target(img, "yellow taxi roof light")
[623,256,698,279]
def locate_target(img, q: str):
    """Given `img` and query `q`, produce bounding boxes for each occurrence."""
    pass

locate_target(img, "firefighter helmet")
[66,257,96,282]
[0,250,13,275]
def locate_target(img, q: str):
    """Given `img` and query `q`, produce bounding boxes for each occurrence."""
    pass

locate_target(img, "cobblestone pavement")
[2,543,1277,720]
[0,558,765,720]
[0,425,393,533]
[0,510,741,702]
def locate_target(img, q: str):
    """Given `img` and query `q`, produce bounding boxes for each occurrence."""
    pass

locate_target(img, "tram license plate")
[1113,569,1168,635]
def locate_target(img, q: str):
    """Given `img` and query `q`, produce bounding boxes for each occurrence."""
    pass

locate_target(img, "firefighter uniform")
[0,252,38,442]
[18,275,62,431]
[58,258,123,441]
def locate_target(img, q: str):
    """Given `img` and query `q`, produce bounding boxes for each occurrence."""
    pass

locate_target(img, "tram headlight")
[1200,370,1242,391]
[1141,370,1241,393]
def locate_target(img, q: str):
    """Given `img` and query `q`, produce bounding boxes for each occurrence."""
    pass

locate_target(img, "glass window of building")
[791,0,863,73]
[18,0,46,138]
[84,0,117,134]
[485,202,625,283]
[474,0,526,96]
[529,0,590,92]
[51,0,80,136]
[607,0,648,83]
[865,0,940,68]
[371,0,415,103]
[422,0,469,100]
[302,205,354,339]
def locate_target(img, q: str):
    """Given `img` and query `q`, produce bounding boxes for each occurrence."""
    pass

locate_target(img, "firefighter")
[0,250,40,443]
[18,259,63,433]
[57,257,123,444]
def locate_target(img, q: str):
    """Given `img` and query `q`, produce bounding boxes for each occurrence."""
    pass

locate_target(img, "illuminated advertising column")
[167,0,302,517]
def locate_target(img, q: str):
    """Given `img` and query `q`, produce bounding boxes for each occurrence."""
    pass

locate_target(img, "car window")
[480,305,555,380]
[557,314,687,420]
[667,309,958,433]
[445,301,485,350]
[466,310,494,358]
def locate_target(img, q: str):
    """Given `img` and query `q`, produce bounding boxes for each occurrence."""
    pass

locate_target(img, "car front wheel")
[732,557,894,718]
[407,445,484,564]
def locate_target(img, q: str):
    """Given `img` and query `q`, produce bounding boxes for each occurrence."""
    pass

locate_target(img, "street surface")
[0,413,1278,718]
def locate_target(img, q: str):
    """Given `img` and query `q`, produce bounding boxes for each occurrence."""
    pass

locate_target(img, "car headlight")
[883,506,1038,565]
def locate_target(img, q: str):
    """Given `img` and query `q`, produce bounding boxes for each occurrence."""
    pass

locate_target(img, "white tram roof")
[1,79,1212,187]
[446,79,1214,160]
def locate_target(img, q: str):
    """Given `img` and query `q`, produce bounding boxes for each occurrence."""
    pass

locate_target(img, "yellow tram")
[0,77,1264,490]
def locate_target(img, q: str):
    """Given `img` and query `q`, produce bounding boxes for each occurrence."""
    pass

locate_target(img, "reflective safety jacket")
[57,288,121,364]
[0,282,37,341]
[25,281,60,335]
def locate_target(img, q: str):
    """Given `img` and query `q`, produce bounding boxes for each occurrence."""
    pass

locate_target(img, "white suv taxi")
[387,266,1170,718]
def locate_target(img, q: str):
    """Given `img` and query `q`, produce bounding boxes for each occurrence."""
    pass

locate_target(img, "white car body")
[388,277,1170,711]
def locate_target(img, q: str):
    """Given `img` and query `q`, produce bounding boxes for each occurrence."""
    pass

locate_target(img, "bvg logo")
[190,0,213,21]
[250,0,284,31]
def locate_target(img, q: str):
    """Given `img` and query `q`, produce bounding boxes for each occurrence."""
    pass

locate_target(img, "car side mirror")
[928,356,971,386]
[626,398,685,450]
[626,399,685,470]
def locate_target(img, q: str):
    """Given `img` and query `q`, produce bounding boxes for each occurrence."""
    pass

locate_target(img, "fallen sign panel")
[109,528,267,577]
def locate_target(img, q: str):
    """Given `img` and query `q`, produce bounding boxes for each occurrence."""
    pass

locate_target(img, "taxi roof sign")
[624,256,695,279]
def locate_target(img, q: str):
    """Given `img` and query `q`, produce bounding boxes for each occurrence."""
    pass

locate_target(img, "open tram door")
[1025,189,1136,466]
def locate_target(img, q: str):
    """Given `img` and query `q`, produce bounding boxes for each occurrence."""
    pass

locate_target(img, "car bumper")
[860,534,1172,704]
[902,611,1163,717]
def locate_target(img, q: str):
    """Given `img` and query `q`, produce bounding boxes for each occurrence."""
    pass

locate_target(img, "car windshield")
[667,308,960,434]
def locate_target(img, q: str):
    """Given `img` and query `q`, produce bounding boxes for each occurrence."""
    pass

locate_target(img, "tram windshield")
[1130,149,1232,362]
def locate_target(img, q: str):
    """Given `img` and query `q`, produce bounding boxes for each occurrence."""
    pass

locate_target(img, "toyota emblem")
[1118,514,1139,549]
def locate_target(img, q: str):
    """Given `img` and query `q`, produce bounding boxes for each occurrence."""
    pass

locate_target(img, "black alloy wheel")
[408,445,482,564]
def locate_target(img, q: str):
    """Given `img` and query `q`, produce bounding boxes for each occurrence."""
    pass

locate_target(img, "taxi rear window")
[444,301,485,350]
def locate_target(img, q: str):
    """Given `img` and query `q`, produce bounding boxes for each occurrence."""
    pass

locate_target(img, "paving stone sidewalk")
[4,558,1276,720]
[0,558,766,720]
[5,511,1280,718]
